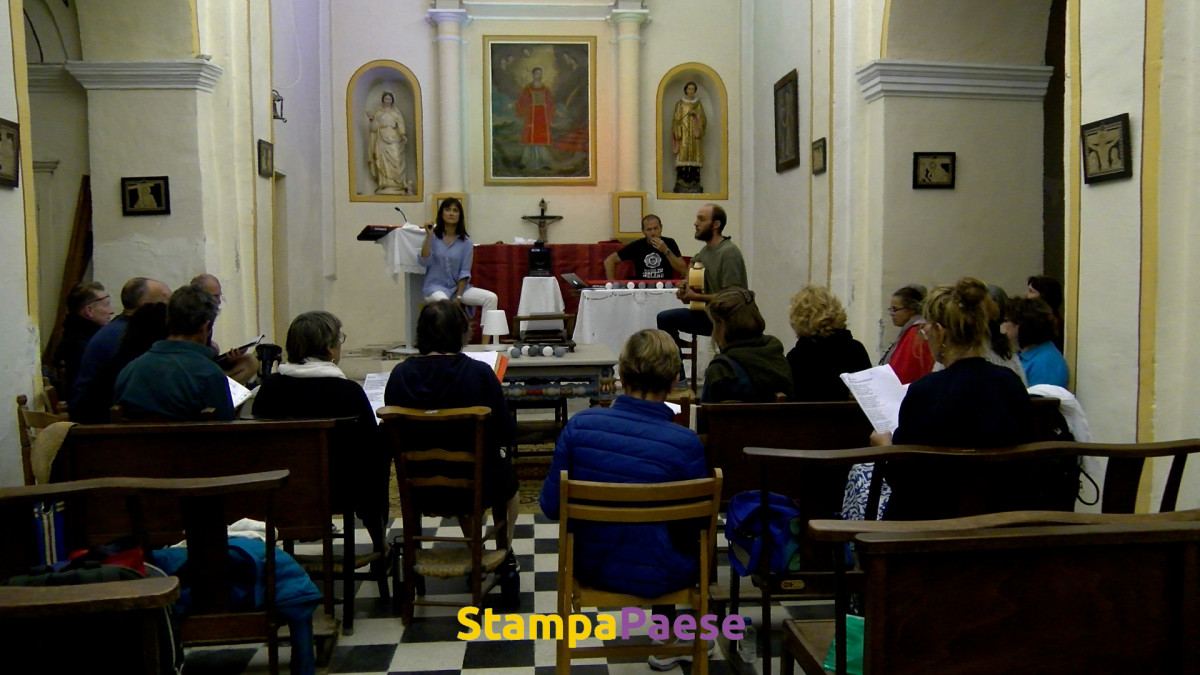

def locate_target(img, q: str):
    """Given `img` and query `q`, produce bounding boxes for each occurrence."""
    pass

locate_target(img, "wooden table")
[467,343,617,404]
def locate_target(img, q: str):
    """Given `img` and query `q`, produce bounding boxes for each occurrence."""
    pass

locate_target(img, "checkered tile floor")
[182,513,834,674]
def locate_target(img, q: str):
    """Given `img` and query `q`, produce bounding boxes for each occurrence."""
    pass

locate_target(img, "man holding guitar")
[656,204,748,381]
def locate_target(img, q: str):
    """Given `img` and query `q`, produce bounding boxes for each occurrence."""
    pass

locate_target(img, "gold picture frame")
[484,36,596,186]
[346,60,424,202]
[655,62,729,200]
[612,191,646,241]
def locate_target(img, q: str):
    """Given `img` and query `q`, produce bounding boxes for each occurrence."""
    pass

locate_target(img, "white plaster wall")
[1073,1,1145,443]
[270,0,331,338]
[886,0,1050,64]
[1,0,43,486]
[639,0,743,246]
[88,89,207,299]
[745,0,811,344]
[76,0,194,61]
[30,84,89,341]
[328,0,435,348]
[1150,0,1200,508]
[877,96,1043,353]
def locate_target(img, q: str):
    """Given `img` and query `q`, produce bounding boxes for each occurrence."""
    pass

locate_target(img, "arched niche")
[347,60,423,202]
[656,63,728,200]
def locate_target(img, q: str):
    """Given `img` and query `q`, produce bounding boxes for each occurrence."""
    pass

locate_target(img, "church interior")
[2,0,1200,672]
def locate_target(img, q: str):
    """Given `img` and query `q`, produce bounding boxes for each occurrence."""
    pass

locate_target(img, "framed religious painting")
[121,176,170,216]
[912,152,956,189]
[484,36,596,185]
[1081,113,1132,184]
[0,117,18,188]
[774,69,800,173]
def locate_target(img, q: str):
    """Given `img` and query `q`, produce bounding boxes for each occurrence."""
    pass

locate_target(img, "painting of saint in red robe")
[486,38,594,184]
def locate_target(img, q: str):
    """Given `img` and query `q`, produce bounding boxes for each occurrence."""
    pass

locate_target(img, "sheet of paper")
[363,372,390,424]
[839,365,910,434]
[463,350,509,380]
[227,377,254,409]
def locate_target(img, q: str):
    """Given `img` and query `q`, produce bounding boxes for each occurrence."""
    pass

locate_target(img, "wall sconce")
[272,89,287,123]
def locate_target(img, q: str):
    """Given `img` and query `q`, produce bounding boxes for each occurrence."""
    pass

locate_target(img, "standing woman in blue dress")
[419,197,499,342]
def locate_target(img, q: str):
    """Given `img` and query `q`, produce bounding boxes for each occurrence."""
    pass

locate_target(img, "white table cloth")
[574,288,682,358]
[517,276,566,334]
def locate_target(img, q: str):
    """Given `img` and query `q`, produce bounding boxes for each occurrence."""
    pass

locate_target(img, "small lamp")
[482,309,509,350]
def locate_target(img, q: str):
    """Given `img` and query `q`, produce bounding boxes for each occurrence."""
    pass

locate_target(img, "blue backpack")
[725,490,801,577]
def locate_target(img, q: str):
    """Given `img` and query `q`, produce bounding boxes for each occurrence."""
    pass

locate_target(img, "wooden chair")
[42,375,68,416]
[290,416,391,636]
[745,436,1200,674]
[0,471,290,674]
[782,509,1200,675]
[15,393,71,485]
[556,468,723,675]
[378,405,516,625]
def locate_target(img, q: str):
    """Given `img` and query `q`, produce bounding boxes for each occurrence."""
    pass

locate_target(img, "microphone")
[393,207,408,223]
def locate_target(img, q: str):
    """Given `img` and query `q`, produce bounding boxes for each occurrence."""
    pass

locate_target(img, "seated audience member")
[786,285,871,401]
[539,329,707,670]
[873,277,1035,520]
[879,283,934,384]
[603,214,684,281]
[53,281,114,393]
[114,285,234,421]
[72,302,167,424]
[701,287,793,402]
[1026,274,1065,349]
[70,276,172,407]
[384,300,519,553]
[191,273,260,384]
[253,311,389,551]
[931,283,1027,385]
[1003,297,1069,388]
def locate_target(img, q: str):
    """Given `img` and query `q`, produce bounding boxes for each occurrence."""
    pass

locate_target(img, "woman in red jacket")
[879,284,934,384]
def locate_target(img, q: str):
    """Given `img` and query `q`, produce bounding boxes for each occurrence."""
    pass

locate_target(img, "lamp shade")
[482,310,509,337]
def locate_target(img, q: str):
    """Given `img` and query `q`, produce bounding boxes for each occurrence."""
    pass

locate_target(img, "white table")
[516,276,565,334]
[574,288,681,357]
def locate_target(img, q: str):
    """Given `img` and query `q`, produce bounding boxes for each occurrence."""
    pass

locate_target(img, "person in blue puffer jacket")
[540,329,707,599]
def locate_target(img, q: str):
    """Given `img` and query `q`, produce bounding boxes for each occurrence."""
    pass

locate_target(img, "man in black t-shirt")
[603,214,685,281]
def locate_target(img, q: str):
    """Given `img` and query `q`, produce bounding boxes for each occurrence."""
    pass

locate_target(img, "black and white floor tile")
[182,514,834,675]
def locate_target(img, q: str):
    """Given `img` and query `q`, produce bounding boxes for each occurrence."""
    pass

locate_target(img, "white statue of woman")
[366,91,409,195]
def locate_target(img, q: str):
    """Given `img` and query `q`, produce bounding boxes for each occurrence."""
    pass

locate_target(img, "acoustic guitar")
[688,262,706,311]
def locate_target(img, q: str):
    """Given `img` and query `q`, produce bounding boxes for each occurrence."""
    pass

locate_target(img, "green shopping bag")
[821,613,864,675]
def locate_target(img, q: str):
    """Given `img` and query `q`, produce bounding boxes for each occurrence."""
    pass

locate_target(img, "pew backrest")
[853,517,1200,673]
[52,419,334,546]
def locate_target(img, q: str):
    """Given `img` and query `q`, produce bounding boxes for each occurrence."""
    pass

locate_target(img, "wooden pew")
[50,419,336,618]
[700,397,1065,510]
[747,437,1200,675]
[783,509,1200,675]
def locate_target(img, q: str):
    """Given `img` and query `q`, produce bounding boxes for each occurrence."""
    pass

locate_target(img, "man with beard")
[656,204,747,376]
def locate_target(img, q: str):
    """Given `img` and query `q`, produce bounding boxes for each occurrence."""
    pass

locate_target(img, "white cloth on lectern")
[377,223,429,275]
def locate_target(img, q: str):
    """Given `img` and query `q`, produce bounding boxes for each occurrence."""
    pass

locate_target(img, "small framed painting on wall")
[121,176,171,216]
[912,152,956,189]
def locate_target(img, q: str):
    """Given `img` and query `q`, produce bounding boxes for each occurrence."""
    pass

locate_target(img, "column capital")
[609,8,650,27]
[427,8,469,27]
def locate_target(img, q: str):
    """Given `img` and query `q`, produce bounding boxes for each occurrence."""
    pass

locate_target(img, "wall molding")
[27,65,81,94]
[462,0,614,21]
[64,60,224,92]
[32,160,59,174]
[856,59,1053,102]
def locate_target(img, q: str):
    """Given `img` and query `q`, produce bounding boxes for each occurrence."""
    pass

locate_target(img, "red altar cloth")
[471,242,623,320]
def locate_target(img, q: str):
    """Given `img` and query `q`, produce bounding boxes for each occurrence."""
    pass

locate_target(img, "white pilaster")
[429,9,468,192]
[611,9,649,192]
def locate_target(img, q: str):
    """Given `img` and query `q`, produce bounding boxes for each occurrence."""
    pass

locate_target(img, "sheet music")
[227,377,255,409]
[363,372,390,424]
[839,365,910,434]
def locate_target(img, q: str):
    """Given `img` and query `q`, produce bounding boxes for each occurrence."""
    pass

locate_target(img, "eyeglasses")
[887,306,908,315]
[339,332,348,345]
[87,295,111,306]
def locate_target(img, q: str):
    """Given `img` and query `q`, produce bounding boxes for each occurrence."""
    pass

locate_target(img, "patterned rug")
[387,443,554,516]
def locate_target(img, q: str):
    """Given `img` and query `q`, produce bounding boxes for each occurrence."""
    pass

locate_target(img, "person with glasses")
[879,283,934,384]
[253,310,390,557]
[700,287,793,403]
[53,281,115,394]
[870,277,1036,520]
